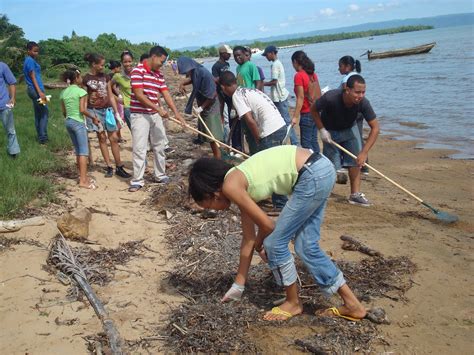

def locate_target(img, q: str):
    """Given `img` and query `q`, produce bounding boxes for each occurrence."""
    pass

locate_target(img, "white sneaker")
[348,192,371,207]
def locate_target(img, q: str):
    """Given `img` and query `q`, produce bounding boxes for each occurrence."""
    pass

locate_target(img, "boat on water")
[365,42,436,60]
[277,44,304,50]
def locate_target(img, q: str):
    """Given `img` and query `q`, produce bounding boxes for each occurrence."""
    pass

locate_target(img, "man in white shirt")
[262,45,298,145]
[219,70,288,209]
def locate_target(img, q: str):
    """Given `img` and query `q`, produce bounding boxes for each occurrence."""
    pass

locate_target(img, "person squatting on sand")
[60,69,97,189]
[177,57,224,159]
[188,145,367,321]
[128,46,186,192]
[311,74,380,206]
[82,52,131,179]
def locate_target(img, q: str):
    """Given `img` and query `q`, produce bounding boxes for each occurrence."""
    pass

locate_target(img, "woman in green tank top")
[189,145,366,321]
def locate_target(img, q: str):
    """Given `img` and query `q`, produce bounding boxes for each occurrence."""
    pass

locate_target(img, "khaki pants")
[130,112,167,186]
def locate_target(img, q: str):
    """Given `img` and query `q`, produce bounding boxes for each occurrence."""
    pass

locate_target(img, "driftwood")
[0,216,45,233]
[48,233,123,354]
[340,235,383,257]
[44,82,68,89]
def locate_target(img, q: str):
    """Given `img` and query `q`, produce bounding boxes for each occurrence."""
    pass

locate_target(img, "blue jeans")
[27,86,49,143]
[322,124,362,170]
[65,118,89,156]
[273,99,299,145]
[299,112,320,153]
[86,108,117,132]
[258,125,288,209]
[263,155,346,296]
[0,108,20,155]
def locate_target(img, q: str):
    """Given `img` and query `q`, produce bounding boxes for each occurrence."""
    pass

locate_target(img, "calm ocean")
[203,25,474,159]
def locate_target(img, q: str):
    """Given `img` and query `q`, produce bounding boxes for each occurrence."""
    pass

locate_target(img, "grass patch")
[0,83,72,218]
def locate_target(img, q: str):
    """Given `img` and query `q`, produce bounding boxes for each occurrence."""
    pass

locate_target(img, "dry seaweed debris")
[46,236,150,287]
[0,235,45,252]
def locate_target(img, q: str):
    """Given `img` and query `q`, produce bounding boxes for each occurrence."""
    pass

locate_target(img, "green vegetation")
[0,84,71,218]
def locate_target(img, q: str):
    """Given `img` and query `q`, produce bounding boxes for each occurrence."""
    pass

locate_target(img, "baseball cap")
[262,45,278,56]
[218,44,233,54]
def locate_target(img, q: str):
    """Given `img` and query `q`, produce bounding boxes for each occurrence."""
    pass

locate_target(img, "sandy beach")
[0,66,473,353]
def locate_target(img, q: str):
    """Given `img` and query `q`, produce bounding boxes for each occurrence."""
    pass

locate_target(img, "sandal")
[128,184,142,192]
[79,182,97,190]
[263,306,295,321]
[321,307,363,322]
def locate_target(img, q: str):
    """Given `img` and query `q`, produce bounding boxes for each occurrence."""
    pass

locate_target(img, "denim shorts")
[65,118,89,156]
[86,107,117,132]
[322,124,362,170]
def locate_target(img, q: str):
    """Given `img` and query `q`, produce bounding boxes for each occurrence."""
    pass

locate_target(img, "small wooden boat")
[365,42,436,60]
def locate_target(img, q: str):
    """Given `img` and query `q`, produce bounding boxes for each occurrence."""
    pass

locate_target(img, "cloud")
[258,25,269,32]
[348,4,360,11]
[319,8,336,16]
[279,22,289,28]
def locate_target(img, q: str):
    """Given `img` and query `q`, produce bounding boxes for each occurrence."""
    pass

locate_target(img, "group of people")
[0,40,380,322]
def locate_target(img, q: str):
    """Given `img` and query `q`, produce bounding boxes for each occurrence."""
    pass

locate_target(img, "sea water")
[203,25,474,159]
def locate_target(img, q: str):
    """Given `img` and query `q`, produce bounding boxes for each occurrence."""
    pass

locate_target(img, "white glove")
[115,113,126,126]
[319,128,332,143]
[221,282,245,302]
[194,106,204,115]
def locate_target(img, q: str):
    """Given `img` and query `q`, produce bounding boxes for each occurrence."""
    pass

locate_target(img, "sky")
[2,0,472,49]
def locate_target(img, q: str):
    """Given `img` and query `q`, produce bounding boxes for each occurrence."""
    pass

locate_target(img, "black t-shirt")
[315,89,376,130]
[211,60,232,109]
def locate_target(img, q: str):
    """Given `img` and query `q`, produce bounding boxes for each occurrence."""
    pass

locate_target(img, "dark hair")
[120,50,134,61]
[140,53,149,62]
[26,41,39,50]
[291,50,315,76]
[339,55,361,73]
[61,69,81,84]
[149,45,168,57]
[233,45,246,53]
[188,158,233,202]
[108,60,121,70]
[219,71,236,86]
[84,53,105,66]
[346,74,365,88]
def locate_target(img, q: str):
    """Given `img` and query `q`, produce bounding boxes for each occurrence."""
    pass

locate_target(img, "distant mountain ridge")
[177,12,473,50]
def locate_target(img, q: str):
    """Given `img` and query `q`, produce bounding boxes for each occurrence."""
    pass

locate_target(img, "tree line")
[0,14,432,79]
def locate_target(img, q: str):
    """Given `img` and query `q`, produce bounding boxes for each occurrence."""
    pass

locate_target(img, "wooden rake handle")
[168,116,250,159]
[330,141,423,203]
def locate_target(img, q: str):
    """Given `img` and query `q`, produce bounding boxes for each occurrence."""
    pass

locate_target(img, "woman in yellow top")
[188,145,366,321]
[110,50,133,129]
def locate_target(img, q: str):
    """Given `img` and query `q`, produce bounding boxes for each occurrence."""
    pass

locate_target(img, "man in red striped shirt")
[128,46,186,192]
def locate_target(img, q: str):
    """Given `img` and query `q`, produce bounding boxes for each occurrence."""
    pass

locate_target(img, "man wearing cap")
[212,45,241,150]
[263,45,298,145]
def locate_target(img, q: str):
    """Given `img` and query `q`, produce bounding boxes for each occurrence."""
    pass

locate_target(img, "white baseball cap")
[218,44,233,54]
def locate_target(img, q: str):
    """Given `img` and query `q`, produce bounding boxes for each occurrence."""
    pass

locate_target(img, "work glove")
[193,106,204,115]
[221,282,245,302]
[319,128,332,143]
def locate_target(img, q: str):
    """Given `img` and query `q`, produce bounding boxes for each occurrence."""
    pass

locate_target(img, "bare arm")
[107,80,119,114]
[179,77,192,94]
[292,85,305,125]
[357,118,380,166]
[29,71,45,100]
[263,79,277,87]
[7,84,16,106]
[234,210,257,285]
[79,96,99,123]
[160,90,186,125]
[241,112,260,143]
[255,80,263,91]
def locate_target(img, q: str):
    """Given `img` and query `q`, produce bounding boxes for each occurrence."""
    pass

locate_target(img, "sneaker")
[361,166,369,176]
[104,166,114,178]
[348,192,371,207]
[155,175,170,184]
[115,165,131,179]
[164,147,176,154]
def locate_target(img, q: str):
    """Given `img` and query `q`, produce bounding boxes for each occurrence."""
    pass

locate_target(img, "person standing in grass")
[291,50,321,153]
[0,61,20,158]
[262,45,299,145]
[188,145,366,321]
[82,53,131,179]
[60,69,97,189]
[23,41,49,145]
